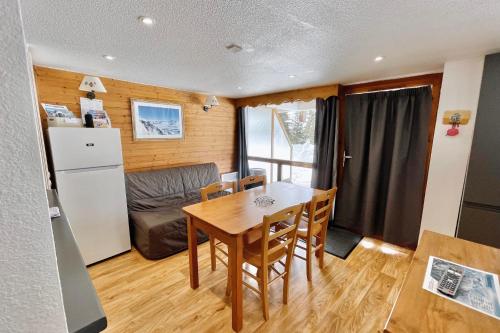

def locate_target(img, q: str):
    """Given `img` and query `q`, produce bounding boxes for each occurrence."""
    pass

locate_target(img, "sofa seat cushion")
[130,206,207,260]
[129,195,186,212]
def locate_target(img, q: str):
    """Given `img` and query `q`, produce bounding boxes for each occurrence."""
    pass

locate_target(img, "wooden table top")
[182,182,324,235]
[385,230,500,332]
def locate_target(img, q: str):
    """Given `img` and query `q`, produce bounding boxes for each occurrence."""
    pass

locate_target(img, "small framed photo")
[131,99,184,140]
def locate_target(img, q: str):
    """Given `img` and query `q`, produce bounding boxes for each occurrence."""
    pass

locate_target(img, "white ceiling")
[20,0,500,98]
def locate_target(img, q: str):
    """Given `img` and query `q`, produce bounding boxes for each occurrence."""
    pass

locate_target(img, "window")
[246,101,315,186]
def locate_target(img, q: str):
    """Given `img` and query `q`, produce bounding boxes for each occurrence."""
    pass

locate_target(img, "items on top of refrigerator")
[41,103,75,118]
[83,110,112,128]
[41,103,83,127]
[80,97,111,128]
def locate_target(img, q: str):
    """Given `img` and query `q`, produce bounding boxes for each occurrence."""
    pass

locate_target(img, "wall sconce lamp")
[203,95,219,112]
[79,75,107,99]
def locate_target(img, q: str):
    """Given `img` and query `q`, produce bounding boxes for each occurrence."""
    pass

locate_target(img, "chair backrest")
[306,187,337,235]
[200,181,237,202]
[239,175,267,191]
[260,203,304,266]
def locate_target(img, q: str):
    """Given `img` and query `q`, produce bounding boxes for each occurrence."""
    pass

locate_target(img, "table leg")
[229,235,243,332]
[187,215,199,289]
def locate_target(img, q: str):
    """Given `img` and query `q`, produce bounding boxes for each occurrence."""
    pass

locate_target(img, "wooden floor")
[88,238,413,333]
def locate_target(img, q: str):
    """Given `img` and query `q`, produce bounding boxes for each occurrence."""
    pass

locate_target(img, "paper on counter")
[422,256,500,320]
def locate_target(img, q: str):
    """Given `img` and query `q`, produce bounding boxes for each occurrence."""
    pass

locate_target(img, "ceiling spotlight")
[374,55,384,62]
[139,16,155,25]
[103,54,115,61]
[237,86,242,90]
[288,74,296,78]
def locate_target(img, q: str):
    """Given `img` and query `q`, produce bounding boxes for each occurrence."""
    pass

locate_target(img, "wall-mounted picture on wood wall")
[131,99,183,140]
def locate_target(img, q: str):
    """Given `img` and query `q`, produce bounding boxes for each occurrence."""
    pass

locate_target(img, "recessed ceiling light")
[374,55,384,62]
[288,74,296,78]
[138,16,154,26]
[237,86,242,90]
[103,54,115,61]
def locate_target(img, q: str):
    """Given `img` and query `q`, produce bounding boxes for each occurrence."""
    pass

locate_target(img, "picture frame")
[131,99,184,140]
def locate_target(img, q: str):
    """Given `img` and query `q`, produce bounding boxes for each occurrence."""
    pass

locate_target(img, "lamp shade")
[79,76,107,93]
[204,95,219,107]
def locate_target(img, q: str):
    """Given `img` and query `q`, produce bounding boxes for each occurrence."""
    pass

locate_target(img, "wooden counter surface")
[384,230,500,332]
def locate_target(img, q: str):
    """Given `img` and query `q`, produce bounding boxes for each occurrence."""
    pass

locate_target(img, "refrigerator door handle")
[61,165,121,174]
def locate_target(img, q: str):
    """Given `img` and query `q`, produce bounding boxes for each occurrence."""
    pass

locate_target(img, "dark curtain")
[311,96,337,190]
[334,87,432,248]
[237,107,250,179]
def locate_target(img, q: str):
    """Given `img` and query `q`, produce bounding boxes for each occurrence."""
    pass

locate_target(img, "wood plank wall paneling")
[235,83,339,108]
[34,66,237,174]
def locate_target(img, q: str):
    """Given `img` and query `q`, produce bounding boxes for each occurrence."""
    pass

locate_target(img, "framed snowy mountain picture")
[131,99,183,140]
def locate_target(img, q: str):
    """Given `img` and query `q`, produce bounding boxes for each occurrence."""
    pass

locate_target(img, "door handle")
[343,151,352,167]
[62,165,120,173]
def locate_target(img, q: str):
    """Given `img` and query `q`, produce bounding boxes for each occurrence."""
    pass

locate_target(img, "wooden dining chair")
[294,187,337,281]
[238,203,304,320]
[239,175,267,191]
[200,181,237,274]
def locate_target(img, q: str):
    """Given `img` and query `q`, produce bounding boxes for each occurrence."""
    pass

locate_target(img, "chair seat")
[244,228,262,244]
[243,238,287,267]
[297,217,323,238]
[215,229,262,248]
[279,216,322,238]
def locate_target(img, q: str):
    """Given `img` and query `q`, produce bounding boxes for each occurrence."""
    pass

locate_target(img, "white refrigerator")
[48,128,131,265]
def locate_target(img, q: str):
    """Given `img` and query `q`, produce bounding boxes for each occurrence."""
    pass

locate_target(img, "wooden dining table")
[182,182,325,332]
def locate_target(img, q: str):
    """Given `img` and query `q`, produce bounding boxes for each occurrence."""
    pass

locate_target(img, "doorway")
[334,74,442,248]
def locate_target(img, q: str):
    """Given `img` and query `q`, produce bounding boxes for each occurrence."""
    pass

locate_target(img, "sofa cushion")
[130,205,207,259]
[180,163,220,197]
[125,167,185,211]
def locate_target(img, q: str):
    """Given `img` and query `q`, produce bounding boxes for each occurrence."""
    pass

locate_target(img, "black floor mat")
[324,226,363,260]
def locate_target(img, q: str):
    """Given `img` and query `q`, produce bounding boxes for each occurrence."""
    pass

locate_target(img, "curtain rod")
[345,84,432,96]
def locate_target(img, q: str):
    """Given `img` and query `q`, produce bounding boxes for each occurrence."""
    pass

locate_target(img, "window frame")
[246,107,314,183]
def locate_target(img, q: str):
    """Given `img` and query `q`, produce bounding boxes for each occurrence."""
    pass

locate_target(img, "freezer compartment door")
[49,128,123,171]
[56,165,131,265]
[458,204,500,248]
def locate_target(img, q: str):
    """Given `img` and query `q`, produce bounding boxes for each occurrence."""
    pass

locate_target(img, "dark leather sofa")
[125,163,221,259]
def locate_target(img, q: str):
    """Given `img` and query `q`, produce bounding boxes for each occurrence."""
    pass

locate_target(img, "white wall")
[419,57,485,239]
[0,1,67,332]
